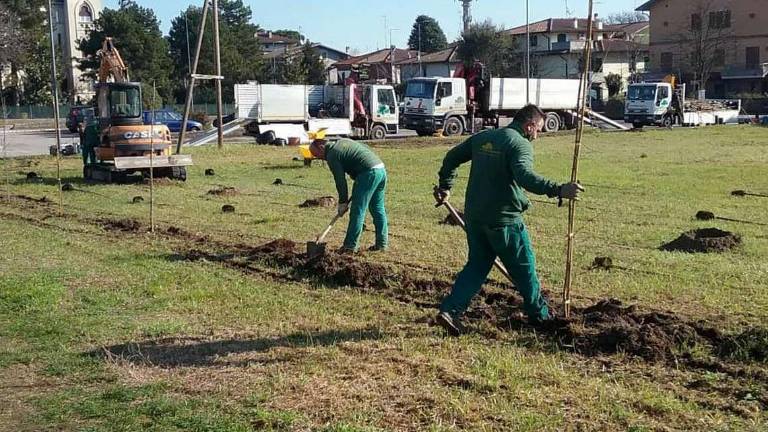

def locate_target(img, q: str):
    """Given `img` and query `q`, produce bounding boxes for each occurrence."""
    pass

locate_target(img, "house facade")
[503,18,649,92]
[637,0,768,96]
[256,31,300,53]
[333,48,420,84]
[399,45,462,80]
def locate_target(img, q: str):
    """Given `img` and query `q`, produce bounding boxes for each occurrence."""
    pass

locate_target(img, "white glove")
[337,202,349,216]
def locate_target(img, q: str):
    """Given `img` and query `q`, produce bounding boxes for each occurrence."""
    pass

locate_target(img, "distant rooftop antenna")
[565,0,573,17]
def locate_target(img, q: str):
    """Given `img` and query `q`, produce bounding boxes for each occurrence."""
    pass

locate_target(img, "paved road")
[1,128,80,158]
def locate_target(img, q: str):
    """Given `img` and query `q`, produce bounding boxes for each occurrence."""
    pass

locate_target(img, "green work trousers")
[344,168,388,251]
[440,220,549,321]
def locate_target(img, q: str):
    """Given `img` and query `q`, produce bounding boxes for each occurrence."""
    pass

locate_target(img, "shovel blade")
[306,241,327,258]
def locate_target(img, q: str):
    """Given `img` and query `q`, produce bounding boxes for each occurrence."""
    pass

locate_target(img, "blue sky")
[106,0,645,53]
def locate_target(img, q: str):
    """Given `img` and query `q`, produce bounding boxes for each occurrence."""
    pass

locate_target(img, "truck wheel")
[370,125,387,140]
[661,115,673,128]
[632,122,644,130]
[443,117,464,136]
[543,112,561,132]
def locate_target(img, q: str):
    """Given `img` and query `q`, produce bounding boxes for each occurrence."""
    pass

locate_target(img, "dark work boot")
[435,311,464,336]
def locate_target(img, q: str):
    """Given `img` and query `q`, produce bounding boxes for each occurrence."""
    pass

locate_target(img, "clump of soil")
[273,178,283,185]
[732,190,747,197]
[143,177,177,186]
[132,196,144,203]
[101,218,143,232]
[61,183,74,192]
[208,187,239,197]
[717,328,768,362]
[696,210,716,221]
[26,172,39,180]
[300,196,336,208]
[660,228,741,253]
[205,168,216,176]
[591,256,613,270]
[221,204,236,213]
[440,209,465,226]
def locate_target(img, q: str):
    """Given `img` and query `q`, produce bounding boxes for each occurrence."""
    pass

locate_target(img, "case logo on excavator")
[122,130,163,139]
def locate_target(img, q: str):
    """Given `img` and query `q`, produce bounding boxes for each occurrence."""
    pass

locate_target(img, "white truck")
[403,73,582,136]
[234,83,399,141]
[624,78,741,128]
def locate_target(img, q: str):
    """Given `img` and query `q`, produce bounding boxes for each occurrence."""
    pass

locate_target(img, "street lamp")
[389,28,399,84]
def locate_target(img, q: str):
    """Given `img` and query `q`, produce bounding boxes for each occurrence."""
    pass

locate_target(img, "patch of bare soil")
[100,218,144,233]
[660,228,741,253]
[299,196,336,208]
[7,194,52,204]
[142,177,177,186]
[207,186,239,197]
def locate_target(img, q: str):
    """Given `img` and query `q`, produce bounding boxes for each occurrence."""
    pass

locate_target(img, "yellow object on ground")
[307,128,328,141]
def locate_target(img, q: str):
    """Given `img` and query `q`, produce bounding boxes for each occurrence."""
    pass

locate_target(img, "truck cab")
[404,78,468,136]
[359,84,399,139]
[624,82,675,128]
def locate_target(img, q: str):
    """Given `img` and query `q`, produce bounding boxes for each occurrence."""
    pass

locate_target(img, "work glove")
[559,182,585,201]
[337,201,349,217]
[433,187,451,206]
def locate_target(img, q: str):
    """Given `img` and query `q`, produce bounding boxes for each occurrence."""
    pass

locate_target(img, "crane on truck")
[81,38,192,182]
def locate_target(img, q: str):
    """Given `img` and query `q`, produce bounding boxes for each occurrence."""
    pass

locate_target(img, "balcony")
[721,63,768,80]
[550,40,587,52]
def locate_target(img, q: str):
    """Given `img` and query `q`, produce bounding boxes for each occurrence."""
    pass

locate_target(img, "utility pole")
[461,0,473,33]
[390,28,399,84]
[526,0,530,104]
[212,0,224,149]
[418,21,422,77]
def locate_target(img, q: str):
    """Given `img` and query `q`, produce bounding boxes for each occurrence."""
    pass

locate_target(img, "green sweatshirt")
[438,123,561,226]
[326,138,384,202]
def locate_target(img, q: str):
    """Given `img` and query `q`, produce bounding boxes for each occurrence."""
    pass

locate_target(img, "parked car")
[142,109,203,132]
[65,106,94,133]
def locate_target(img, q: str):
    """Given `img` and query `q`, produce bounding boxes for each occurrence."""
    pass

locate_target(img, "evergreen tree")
[457,20,520,77]
[407,15,448,53]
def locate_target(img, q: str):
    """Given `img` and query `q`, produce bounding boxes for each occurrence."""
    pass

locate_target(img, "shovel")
[307,211,345,257]
[731,190,768,198]
[437,200,515,285]
[695,210,766,226]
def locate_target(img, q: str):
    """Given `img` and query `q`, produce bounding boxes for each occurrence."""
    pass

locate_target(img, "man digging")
[433,104,584,334]
[309,131,389,253]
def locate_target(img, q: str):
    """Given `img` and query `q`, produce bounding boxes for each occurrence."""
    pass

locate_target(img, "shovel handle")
[316,212,343,243]
[438,201,514,284]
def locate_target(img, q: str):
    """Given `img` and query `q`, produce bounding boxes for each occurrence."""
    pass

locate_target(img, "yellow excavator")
[81,38,192,182]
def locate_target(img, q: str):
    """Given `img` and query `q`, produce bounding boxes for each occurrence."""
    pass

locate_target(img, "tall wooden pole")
[47,0,63,212]
[176,0,210,154]
[562,0,595,318]
[212,0,224,149]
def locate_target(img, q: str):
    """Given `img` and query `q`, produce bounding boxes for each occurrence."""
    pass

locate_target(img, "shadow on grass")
[86,327,384,368]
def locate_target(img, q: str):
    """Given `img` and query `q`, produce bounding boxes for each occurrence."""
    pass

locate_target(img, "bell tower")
[51,0,103,103]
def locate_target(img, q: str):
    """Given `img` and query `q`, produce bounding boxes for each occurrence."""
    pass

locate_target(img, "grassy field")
[1,125,767,431]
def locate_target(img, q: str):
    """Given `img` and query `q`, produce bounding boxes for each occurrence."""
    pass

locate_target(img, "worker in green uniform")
[309,132,388,253]
[433,104,584,334]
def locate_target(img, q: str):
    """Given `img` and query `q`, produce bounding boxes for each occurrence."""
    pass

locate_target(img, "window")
[404,80,436,99]
[691,13,701,30]
[529,35,538,47]
[746,46,760,68]
[377,89,396,114]
[78,4,93,23]
[657,86,669,102]
[660,52,673,70]
[713,48,725,67]
[557,33,567,43]
[709,10,731,29]
[437,82,452,98]
[628,85,657,101]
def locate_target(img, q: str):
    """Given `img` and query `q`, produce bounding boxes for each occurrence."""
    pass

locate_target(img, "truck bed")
[488,78,581,111]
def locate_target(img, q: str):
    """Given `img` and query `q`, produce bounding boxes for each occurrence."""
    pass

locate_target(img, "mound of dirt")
[273,178,284,185]
[132,196,144,203]
[207,187,239,196]
[440,210,465,226]
[61,183,74,192]
[300,196,336,208]
[221,205,236,213]
[205,168,215,176]
[660,228,741,253]
[101,218,143,232]
[696,211,716,221]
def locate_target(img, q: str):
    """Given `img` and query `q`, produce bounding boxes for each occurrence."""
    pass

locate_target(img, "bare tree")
[604,11,649,25]
[675,0,734,93]
[0,4,25,65]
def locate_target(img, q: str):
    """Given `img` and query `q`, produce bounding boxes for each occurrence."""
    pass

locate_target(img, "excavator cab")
[97,82,143,127]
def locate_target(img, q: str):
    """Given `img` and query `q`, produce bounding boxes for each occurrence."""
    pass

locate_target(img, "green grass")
[1,126,767,431]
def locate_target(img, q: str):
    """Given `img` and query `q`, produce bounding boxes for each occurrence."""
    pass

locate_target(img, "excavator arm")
[97,37,129,83]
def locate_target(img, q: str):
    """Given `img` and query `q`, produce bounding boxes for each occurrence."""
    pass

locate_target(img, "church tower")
[51,0,103,103]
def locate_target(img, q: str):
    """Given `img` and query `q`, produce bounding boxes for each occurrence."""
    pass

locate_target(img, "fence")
[1,103,237,119]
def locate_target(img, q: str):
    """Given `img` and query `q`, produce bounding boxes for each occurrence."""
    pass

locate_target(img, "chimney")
[574,19,579,29]
[267,31,272,39]
[595,13,603,30]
